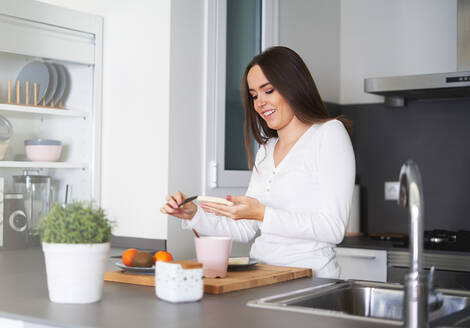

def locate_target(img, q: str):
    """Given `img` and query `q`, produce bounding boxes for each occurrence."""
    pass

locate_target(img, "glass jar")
[13,171,53,237]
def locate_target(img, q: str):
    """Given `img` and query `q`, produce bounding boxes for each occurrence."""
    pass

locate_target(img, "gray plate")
[115,261,155,274]
[15,60,49,105]
[189,257,259,271]
[228,258,258,271]
[44,62,58,105]
[53,63,66,105]
[56,64,70,106]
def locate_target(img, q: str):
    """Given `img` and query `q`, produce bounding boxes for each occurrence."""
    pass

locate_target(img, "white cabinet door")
[279,1,457,104]
[336,247,387,282]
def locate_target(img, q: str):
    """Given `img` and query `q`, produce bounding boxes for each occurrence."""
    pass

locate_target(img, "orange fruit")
[122,248,138,266]
[154,250,173,263]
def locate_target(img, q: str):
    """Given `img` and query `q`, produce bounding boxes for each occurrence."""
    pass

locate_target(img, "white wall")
[36,0,171,239]
[166,0,205,259]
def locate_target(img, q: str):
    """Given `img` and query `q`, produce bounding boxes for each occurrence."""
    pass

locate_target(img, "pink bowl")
[25,141,62,162]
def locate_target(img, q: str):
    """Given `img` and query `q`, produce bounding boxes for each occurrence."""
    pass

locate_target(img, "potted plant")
[35,201,114,304]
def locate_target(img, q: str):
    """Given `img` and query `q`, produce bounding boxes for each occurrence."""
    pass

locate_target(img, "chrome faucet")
[398,160,442,328]
[399,160,425,276]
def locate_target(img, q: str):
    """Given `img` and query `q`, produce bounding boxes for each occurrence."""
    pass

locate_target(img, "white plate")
[197,195,233,206]
[115,261,155,274]
[44,62,58,105]
[15,60,49,104]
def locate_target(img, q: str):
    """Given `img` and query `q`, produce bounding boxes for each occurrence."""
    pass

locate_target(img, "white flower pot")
[42,242,110,304]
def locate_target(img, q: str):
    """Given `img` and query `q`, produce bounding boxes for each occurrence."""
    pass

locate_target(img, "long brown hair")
[241,46,351,168]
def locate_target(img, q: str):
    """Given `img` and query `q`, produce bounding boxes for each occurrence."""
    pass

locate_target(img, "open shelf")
[0,161,87,169]
[0,103,88,119]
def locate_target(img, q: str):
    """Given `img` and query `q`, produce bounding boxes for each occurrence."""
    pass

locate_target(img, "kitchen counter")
[0,247,395,328]
[340,236,400,250]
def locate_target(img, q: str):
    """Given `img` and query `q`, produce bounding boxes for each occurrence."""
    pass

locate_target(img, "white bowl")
[25,139,62,162]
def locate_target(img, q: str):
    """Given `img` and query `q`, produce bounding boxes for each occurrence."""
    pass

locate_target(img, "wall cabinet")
[279,0,457,105]
[336,247,387,282]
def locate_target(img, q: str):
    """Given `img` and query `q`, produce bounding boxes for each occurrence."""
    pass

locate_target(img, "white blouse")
[182,120,356,278]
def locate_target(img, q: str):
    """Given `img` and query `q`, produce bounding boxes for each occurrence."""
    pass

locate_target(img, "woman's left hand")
[200,195,266,221]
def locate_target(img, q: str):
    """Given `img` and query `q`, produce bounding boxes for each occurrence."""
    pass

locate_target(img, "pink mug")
[194,236,232,278]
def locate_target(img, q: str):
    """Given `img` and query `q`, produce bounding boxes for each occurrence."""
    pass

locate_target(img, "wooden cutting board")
[104,264,312,295]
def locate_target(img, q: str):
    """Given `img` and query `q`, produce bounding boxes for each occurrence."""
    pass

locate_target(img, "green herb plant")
[36,202,114,244]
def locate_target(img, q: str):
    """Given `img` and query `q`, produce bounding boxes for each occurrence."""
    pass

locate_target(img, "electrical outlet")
[385,181,399,201]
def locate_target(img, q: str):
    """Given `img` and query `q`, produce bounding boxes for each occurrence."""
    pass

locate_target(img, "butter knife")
[178,195,198,207]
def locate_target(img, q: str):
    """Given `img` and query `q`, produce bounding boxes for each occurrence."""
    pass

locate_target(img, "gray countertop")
[0,247,394,328]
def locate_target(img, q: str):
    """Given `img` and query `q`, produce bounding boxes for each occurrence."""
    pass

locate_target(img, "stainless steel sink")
[247,280,470,326]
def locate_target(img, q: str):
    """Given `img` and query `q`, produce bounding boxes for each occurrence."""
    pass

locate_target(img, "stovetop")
[369,230,470,252]
[423,230,470,252]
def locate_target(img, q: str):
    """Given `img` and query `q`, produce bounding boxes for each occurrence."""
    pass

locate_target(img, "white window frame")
[203,0,279,193]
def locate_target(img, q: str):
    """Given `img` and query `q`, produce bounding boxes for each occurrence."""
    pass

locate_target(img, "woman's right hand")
[160,191,197,220]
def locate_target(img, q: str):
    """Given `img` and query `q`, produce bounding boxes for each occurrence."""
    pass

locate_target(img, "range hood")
[364,0,470,107]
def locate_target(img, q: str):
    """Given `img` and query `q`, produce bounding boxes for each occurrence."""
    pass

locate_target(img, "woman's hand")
[200,195,265,221]
[160,191,197,220]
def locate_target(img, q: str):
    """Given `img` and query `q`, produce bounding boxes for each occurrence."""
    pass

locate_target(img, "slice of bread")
[228,257,250,265]
[197,195,234,206]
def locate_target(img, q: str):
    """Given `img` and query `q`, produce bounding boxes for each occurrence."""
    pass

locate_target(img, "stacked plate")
[15,60,70,107]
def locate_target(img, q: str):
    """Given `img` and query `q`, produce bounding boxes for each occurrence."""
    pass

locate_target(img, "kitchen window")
[204,0,279,192]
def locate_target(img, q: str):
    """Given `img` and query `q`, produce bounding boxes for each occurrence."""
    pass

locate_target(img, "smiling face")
[246,65,296,132]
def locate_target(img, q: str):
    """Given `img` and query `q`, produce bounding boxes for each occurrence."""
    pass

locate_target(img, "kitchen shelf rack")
[0,103,88,119]
[0,1,103,204]
[0,161,87,169]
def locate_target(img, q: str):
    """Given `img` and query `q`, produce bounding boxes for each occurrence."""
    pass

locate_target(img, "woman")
[160,46,355,278]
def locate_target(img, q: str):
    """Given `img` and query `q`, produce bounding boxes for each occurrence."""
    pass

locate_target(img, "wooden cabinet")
[335,247,387,282]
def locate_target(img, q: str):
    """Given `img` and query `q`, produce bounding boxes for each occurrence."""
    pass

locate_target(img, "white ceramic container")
[0,140,9,160]
[42,242,110,304]
[155,260,203,303]
[0,115,13,160]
